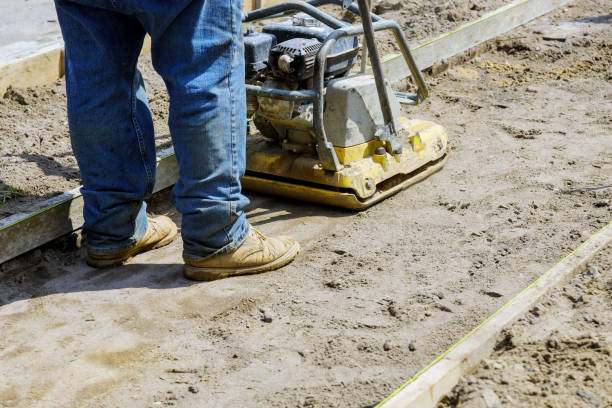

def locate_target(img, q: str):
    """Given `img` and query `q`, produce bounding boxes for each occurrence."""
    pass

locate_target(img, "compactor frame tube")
[245,84,316,102]
[243,0,427,170]
[312,20,427,169]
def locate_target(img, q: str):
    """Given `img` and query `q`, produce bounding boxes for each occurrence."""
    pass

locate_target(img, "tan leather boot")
[183,228,300,281]
[87,215,178,268]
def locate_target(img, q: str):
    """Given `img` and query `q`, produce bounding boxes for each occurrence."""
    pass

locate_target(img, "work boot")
[183,228,300,281]
[87,215,178,268]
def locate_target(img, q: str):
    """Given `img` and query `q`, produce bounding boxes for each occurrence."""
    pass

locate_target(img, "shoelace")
[251,227,267,241]
[250,227,271,256]
[146,217,164,240]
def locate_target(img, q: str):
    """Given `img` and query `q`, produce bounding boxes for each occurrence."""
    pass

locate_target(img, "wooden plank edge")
[1,0,560,93]
[377,221,612,408]
[0,41,64,95]
[0,36,152,95]
[0,148,178,265]
[382,0,570,81]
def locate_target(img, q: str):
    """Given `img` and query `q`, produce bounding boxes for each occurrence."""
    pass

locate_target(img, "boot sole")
[87,224,178,269]
[183,241,300,281]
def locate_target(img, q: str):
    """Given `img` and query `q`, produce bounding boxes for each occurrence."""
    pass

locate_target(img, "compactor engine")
[241,0,448,209]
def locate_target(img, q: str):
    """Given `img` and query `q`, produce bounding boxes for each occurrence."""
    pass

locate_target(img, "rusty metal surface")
[243,153,448,210]
[246,117,448,199]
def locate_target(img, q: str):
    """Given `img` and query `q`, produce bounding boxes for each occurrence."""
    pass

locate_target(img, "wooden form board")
[0,1,278,94]
[0,0,567,263]
[383,0,570,82]
[0,40,64,95]
[0,35,151,96]
[377,222,612,408]
[0,149,178,265]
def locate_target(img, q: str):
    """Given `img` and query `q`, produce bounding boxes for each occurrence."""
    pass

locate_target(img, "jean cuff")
[86,208,149,255]
[182,222,250,262]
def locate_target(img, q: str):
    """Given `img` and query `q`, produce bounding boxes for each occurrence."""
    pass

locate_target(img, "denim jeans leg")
[147,0,250,260]
[54,0,156,253]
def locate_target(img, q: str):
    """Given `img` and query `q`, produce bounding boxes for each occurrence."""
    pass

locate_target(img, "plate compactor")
[241,0,448,210]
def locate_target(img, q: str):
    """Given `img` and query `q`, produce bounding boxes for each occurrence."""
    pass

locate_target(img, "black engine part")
[243,13,359,80]
[264,14,359,78]
[243,30,276,78]
[269,38,321,81]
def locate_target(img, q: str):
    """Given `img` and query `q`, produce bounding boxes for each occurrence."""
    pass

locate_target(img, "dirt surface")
[0,55,172,217]
[439,246,611,408]
[0,0,611,407]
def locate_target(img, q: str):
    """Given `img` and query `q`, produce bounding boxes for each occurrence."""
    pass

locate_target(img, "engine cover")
[324,74,402,147]
[269,38,321,81]
[243,30,276,78]
[263,13,359,78]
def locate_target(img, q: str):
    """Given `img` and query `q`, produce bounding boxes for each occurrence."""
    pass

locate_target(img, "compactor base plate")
[243,117,448,210]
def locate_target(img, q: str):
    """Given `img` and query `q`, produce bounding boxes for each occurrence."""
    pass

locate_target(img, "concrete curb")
[0,40,64,95]
[0,36,152,95]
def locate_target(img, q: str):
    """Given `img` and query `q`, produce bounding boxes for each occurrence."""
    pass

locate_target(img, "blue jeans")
[54,0,250,260]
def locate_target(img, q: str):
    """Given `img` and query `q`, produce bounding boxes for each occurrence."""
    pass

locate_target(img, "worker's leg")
[54,1,156,254]
[147,0,250,260]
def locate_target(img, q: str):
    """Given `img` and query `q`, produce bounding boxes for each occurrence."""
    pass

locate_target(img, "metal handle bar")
[243,0,343,27]
[310,19,429,170]
[306,0,382,22]
[244,2,429,171]
[242,0,382,23]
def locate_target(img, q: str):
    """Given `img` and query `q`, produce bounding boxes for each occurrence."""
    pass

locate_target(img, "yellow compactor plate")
[243,117,448,210]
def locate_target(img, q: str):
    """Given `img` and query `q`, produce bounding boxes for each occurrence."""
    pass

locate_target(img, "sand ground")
[439,246,611,408]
